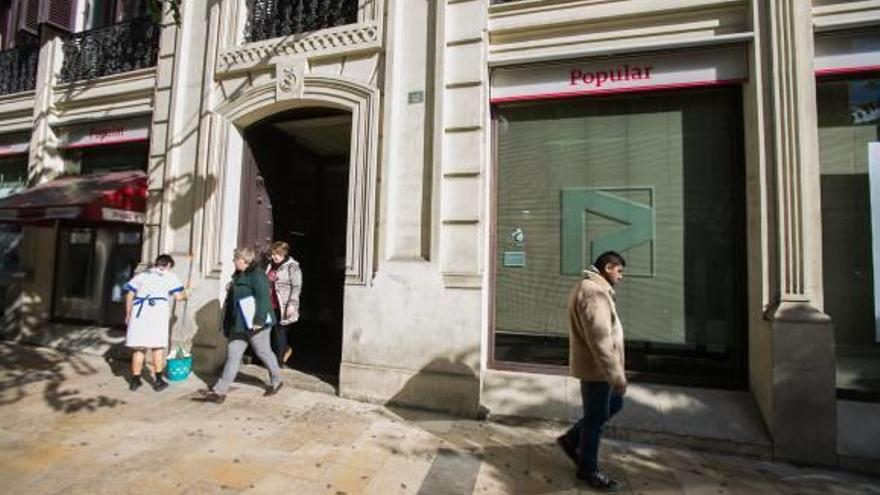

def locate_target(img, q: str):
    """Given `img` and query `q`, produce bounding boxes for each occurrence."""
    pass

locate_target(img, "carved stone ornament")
[218,23,379,75]
[275,58,306,101]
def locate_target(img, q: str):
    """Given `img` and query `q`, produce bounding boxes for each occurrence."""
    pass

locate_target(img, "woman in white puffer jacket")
[265,241,302,367]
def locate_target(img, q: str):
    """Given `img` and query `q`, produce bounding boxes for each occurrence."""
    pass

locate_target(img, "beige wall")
[2,0,878,465]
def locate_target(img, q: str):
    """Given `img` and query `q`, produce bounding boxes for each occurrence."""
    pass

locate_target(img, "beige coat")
[267,257,302,325]
[568,266,626,387]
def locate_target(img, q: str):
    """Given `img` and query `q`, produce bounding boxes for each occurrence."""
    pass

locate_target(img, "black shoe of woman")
[205,392,226,404]
[263,382,283,397]
[576,471,619,492]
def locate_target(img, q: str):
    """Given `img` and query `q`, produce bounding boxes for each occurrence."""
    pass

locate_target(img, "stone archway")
[208,74,380,287]
[196,72,380,382]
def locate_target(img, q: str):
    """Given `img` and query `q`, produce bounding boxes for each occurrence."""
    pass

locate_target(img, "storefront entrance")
[491,86,748,388]
[239,107,352,383]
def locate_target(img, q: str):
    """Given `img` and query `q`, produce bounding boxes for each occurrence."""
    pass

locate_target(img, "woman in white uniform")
[124,254,187,391]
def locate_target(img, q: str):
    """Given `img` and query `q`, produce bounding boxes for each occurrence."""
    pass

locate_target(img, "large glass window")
[817,76,880,400]
[62,141,149,176]
[493,87,747,387]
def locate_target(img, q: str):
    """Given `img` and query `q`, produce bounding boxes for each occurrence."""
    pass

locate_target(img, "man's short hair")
[154,254,175,268]
[593,251,626,272]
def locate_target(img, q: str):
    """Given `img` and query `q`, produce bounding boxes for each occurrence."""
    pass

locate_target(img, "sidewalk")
[0,342,877,495]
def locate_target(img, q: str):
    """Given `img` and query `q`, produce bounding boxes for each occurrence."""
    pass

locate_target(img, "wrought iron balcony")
[0,44,40,96]
[245,0,359,43]
[59,17,160,83]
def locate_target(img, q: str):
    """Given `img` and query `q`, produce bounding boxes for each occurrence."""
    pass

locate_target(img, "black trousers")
[270,308,290,364]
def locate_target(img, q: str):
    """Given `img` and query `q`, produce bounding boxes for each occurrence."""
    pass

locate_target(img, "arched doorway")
[238,107,352,385]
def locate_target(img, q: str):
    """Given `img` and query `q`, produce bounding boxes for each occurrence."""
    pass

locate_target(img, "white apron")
[124,268,183,348]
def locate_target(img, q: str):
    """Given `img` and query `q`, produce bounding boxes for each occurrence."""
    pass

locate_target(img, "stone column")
[382,0,435,261]
[146,1,216,351]
[757,0,836,465]
[437,0,487,288]
[28,27,65,184]
[12,28,66,336]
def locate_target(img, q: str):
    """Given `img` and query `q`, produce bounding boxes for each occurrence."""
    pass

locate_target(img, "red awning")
[0,170,147,225]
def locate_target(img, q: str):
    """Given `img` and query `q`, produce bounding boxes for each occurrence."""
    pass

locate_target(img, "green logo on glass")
[561,188,654,276]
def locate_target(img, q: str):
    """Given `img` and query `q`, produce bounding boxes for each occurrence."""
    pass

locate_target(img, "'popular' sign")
[569,65,653,88]
[491,46,747,103]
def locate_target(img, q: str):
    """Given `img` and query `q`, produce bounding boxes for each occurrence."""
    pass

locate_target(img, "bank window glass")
[817,76,880,399]
[493,87,747,387]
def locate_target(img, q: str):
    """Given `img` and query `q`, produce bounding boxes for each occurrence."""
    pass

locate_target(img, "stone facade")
[1,0,878,469]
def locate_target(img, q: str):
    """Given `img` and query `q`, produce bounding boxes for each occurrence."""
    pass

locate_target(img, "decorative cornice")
[0,91,36,123]
[53,67,157,107]
[216,23,380,76]
[813,1,880,31]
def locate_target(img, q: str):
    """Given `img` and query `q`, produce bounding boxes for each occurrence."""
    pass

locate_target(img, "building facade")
[0,0,878,469]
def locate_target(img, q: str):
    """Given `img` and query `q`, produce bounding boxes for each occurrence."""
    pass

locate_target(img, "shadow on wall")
[190,299,225,383]
[387,347,483,418]
[164,172,218,231]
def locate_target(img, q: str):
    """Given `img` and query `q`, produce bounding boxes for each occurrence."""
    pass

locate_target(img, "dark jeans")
[562,380,624,475]
[270,308,290,364]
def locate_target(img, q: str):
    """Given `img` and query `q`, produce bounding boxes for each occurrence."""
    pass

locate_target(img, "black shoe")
[576,471,619,491]
[205,392,226,404]
[263,382,283,397]
[152,375,169,392]
[196,387,214,396]
[128,376,143,391]
[556,435,578,466]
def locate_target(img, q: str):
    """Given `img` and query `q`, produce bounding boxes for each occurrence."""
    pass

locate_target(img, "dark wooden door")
[238,137,273,260]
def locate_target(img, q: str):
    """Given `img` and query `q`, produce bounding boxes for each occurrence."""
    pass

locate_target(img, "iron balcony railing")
[245,0,359,43]
[59,17,160,83]
[0,44,40,96]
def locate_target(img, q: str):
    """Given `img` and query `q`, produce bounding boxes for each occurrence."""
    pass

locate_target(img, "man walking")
[557,251,627,491]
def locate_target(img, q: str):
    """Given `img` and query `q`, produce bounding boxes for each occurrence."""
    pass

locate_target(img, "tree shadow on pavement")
[0,342,126,413]
[380,348,611,494]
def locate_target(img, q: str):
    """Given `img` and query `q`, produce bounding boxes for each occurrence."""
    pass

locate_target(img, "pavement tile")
[362,455,432,495]
[2,343,880,495]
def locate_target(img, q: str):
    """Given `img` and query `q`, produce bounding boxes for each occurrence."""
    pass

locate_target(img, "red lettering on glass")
[568,65,654,88]
[89,126,127,140]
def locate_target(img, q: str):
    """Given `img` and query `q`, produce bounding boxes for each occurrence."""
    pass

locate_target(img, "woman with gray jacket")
[266,241,302,367]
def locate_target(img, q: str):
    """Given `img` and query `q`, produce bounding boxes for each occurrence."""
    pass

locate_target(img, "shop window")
[493,87,747,388]
[61,228,95,298]
[0,155,26,196]
[64,141,148,176]
[817,76,880,400]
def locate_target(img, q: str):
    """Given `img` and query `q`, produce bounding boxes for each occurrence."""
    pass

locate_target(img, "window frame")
[487,84,750,390]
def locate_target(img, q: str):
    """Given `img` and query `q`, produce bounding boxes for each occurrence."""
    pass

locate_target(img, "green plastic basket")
[166,355,192,382]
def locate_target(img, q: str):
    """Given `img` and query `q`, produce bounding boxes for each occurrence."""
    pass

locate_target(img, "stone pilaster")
[28,28,65,185]
[757,0,836,466]
[437,0,487,288]
[382,0,435,261]
[147,2,216,350]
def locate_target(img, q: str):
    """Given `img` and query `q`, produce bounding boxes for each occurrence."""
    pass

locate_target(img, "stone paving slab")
[0,342,878,495]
